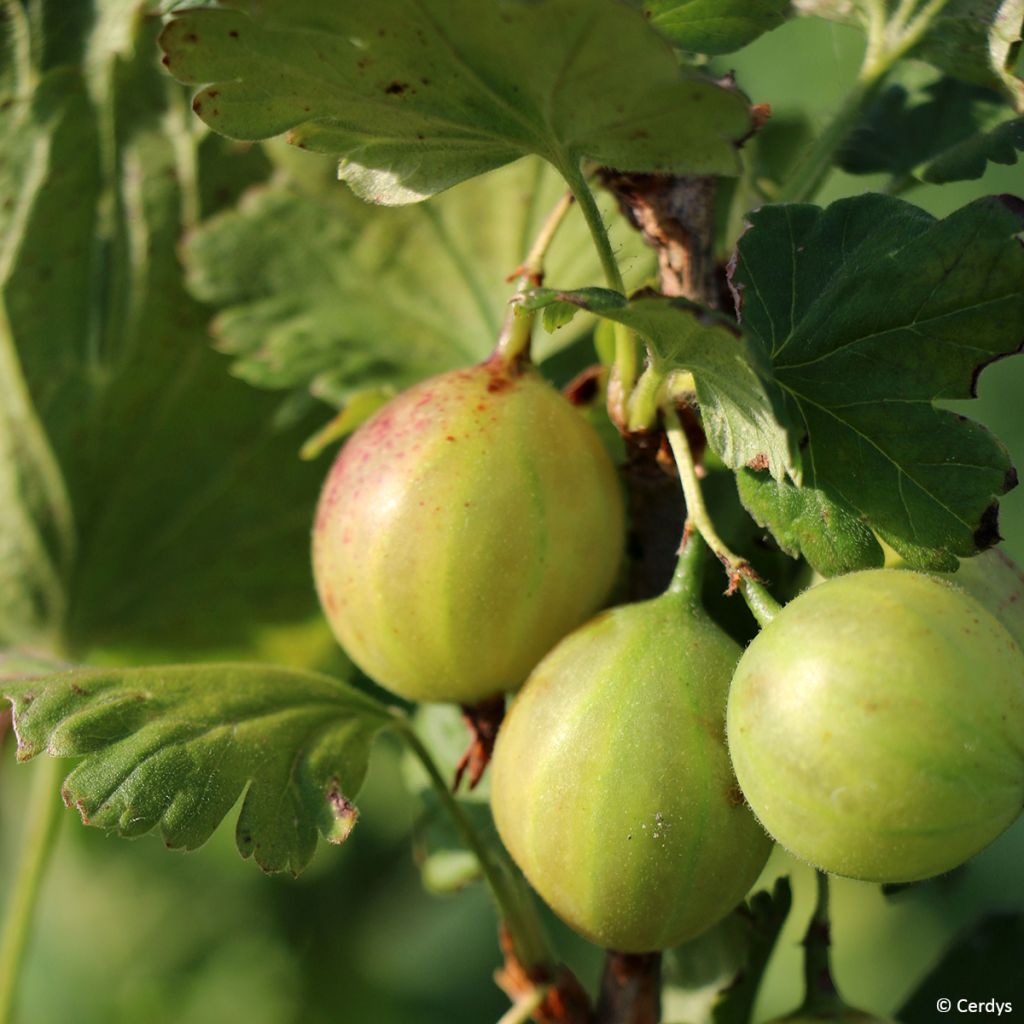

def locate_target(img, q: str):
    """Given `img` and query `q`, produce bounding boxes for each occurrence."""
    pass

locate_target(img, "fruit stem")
[0,755,64,1024]
[556,159,639,411]
[395,719,552,973]
[667,524,706,604]
[800,871,845,1016]
[663,403,782,626]
[497,190,578,365]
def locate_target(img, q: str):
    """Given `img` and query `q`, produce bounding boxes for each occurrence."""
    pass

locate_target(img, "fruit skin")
[727,569,1024,883]
[490,588,772,953]
[312,358,625,704]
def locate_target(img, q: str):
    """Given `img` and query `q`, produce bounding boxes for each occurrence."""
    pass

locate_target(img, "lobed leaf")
[730,194,1024,573]
[183,157,652,405]
[522,287,799,483]
[838,74,1010,180]
[2,664,392,875]
[640,0,790,54]
[924,114,1024,182]
[158,0,753,206]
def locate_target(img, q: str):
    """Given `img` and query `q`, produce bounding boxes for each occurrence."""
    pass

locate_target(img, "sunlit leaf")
[3,663,391,874]
[158,0,753,205]
[730,194,1024,573]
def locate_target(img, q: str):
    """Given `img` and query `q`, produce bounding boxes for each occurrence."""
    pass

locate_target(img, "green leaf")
[899,914,1024,1020]
[522,287,799,483]
[2,663,391,874]
[2,8,328,658]
[642,0,790,54]
[0,2,79,649]
[910,0,1024,112]
[730,194,1024,574]
[183,158,652,405]
[838,73,1010,180]
[158,0,753,206]
[924,113,1024,182]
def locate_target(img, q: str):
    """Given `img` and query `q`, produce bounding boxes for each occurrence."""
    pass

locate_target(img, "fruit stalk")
[595,952,662,1024]
[663,403,781,624]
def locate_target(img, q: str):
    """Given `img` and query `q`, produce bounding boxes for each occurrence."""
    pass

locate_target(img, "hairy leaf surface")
[3,664,391,874]
[730,194,1024,573]
[158,0,752,204]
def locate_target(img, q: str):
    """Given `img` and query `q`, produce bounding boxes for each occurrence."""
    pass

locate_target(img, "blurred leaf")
[662,878,793,1024]
[2,663,391,874]
[730,195,1024,574]
[793,0,1024,110]
[0,2,82,649]
[838,74,1010,180]
[522,287,799,482]
[158,0,753,206]
[299,388,395,460]
[2,8,328,658]
[401,704,499,895]
[910,0,1024,111]
[899,914,1024,1020]
[183,159,652,405]
[641,0,790,54]
[924,113,1024,182]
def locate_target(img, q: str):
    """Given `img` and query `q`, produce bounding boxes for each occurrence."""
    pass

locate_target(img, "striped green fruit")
[312,358,625,704]
[727,569,1024,883]
[490,587,772,952]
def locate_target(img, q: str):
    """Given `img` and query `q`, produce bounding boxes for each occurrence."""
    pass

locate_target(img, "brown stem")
[494,925,593,1024]
[595,952,661,1024]
[598,172,718,306]
[452,695,506,792]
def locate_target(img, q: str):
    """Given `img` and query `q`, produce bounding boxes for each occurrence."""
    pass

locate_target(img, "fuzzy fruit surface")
[727,570,1024,883]
[490,588,772,952]
[312,358,625,703]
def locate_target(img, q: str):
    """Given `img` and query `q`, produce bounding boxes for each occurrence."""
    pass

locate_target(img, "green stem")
[667,526,707,603]
[395,720,551,972]
[556,160,638,404]
[663,404,782,626]
[497,190,577,365]
[775,73,884,204]
[625,363,666,433]
[0,756,64,1024]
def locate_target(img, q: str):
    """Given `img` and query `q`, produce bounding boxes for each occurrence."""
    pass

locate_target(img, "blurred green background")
[2,8,1023,1024]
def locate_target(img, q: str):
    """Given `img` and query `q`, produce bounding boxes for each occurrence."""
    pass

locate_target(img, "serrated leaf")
[2,664,391,874]
[522,287,799,482]
[641,0,790,54]
[838,73,1010,180]
[158,0,753,206]
[183,158,652,405]
[924,113,1024,181]
[730,194,1024,573]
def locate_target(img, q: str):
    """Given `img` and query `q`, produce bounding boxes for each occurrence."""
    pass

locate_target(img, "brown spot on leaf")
[228,29,239,39]
[75,799,92,825]
[1005,466,1019,494]
[746,453,770,472]
[70,683,87,696]
[974,502,1002,550]
[184,31,198,43]
[384,81,410,95]
[192,97,203,114]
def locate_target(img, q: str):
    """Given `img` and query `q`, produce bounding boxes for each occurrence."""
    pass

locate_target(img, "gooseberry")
[312,357,625,704]
[490,579,772,952]
[727,570,1024,883]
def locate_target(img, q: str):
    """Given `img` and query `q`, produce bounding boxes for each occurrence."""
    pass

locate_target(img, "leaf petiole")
[663,404,781,627]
